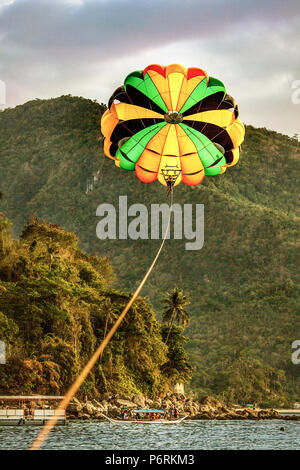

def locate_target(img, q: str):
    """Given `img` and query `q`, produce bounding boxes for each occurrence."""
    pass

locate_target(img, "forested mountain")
[0,95,299,406]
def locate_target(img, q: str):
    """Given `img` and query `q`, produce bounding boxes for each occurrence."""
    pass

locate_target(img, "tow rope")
[29,192,173,450]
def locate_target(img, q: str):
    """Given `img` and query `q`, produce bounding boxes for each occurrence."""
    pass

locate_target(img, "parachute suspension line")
[29,192,174,451]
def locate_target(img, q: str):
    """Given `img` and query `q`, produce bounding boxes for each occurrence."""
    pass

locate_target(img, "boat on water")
[101,409,188,425]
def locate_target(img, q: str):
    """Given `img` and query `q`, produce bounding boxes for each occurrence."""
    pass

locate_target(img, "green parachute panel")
[180,76,226,114]
[124,72,168,113]
[116,122,167,170]
[180,123,226,174]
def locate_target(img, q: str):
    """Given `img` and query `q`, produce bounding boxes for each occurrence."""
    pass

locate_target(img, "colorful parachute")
[101,64,245,187]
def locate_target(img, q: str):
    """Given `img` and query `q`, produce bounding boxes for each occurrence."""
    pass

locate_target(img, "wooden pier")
[0,395,66,426]
[276,409,300,416]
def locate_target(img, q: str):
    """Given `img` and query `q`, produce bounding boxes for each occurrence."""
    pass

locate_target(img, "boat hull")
[101,414,188,425]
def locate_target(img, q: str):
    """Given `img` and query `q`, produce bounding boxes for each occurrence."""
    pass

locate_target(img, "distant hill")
[0,95,299,406]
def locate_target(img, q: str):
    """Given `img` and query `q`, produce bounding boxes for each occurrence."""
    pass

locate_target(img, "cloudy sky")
[0,0,299,135]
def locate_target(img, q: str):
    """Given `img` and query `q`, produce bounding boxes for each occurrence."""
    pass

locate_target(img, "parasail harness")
[161,164,181,196]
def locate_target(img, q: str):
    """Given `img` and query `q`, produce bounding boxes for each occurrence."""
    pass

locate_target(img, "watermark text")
[0,341,5,364]
[0,80,6,110]
[96,196,204,251]
[291,340,300,365]
[291,80,300,104]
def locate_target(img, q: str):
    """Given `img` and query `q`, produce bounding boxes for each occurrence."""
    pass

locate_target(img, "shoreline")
[1,395,299,422]
[66,395,300,422]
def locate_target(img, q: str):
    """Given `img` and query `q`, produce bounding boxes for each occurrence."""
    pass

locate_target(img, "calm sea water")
[0,420,299,450]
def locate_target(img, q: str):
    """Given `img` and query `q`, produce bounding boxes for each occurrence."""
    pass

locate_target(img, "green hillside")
[0,216,191,397]
[0,95,299,406]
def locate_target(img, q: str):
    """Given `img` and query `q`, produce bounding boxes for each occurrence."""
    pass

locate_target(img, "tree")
[100,298,120,362]
[0,216,174,398]
[162,287,190,343]
[160,324,193,384]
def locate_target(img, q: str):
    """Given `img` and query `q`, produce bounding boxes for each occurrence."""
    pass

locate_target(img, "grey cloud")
[0,0,299,135]
[1,0,299,57]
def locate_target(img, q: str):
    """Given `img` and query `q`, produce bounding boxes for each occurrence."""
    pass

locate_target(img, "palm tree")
[162,287,190,343]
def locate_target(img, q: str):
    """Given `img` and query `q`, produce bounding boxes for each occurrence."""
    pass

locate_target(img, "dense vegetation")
[0,96,299,406]
[0,215,192,398]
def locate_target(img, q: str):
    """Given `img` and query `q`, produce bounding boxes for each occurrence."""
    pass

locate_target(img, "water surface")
[0,420,299,450]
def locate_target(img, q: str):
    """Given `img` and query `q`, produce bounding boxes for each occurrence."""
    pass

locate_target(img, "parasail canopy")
[101,64,245,187]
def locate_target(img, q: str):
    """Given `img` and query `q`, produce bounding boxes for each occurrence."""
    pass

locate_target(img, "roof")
[133,409,165,413]
[0,396,64,402]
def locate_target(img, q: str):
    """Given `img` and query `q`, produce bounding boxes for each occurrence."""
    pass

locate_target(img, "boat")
[101,409,188,425]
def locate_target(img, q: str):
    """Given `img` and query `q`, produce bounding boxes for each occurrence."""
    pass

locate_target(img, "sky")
[0,0,299,136]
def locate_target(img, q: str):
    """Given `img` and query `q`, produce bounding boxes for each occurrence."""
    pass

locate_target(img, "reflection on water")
[0,420,299,450]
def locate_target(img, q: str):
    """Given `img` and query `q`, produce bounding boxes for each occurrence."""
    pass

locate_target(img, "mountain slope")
[0,95,299,405]
[0,216,192,397]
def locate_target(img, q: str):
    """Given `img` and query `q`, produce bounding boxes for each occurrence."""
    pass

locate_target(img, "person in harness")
[166,175,174,196]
